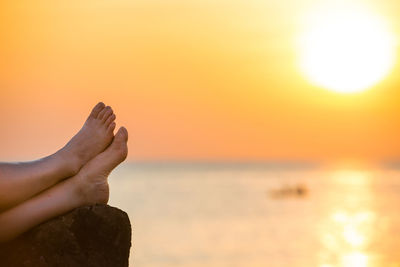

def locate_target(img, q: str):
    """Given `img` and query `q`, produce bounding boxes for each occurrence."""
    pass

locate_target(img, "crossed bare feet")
[0,102,128,243]
[58,102,128,205]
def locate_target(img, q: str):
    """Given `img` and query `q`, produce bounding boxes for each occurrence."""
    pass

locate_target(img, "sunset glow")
[299,5,396,93]
[1,1,400,161]
[2,1,400,266]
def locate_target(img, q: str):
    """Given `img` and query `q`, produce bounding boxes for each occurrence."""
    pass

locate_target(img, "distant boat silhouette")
[268,184,308,199]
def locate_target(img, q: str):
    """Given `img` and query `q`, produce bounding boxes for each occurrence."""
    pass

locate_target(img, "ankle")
[70,173,90,206]
[53,149,82,177]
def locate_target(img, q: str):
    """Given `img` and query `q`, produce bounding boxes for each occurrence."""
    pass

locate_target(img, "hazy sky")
[1,0,400,162]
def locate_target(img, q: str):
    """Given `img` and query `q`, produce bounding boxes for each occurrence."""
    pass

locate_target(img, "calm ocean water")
[108,163,400,267]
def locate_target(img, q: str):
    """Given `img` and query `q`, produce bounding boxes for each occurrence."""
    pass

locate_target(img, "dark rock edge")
[0,204,132,267]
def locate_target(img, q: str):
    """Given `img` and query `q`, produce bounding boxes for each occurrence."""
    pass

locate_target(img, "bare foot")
[58,102,117,175]
[74,127,128,205]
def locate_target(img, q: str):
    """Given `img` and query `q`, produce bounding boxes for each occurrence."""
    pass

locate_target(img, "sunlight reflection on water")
[109,164,400,267]
[319,170,375,267]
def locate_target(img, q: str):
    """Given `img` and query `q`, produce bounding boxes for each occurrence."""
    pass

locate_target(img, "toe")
[115,126,128,142]
[108,122,116,133]
[105,114,116,127]
[111,127,128,159]
[101,107,113,123]
[98,106,111,121]
[89,102,105,119]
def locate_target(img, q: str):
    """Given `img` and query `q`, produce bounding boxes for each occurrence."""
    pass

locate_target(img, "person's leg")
[0,102,116,211]
[0,127,128,242]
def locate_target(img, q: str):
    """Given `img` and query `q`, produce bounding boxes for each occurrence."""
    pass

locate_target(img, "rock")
[0,204,132,267]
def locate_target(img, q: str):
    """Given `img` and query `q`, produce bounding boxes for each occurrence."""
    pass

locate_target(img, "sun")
[298,5,396,93]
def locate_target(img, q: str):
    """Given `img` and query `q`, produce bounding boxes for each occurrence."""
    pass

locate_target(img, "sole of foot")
[74,127,128,205]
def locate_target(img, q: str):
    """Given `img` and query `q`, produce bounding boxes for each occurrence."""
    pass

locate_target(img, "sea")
[108,162,400,267]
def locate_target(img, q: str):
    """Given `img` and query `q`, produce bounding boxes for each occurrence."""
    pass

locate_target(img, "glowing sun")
[299,6,396,93]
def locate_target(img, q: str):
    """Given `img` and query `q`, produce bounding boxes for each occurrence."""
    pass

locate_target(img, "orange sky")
[1,0,400,162]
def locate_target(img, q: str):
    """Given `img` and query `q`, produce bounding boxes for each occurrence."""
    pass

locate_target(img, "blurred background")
[1,0,400,266]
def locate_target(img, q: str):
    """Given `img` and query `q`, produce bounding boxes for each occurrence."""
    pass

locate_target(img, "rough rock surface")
[0,204,132,267]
